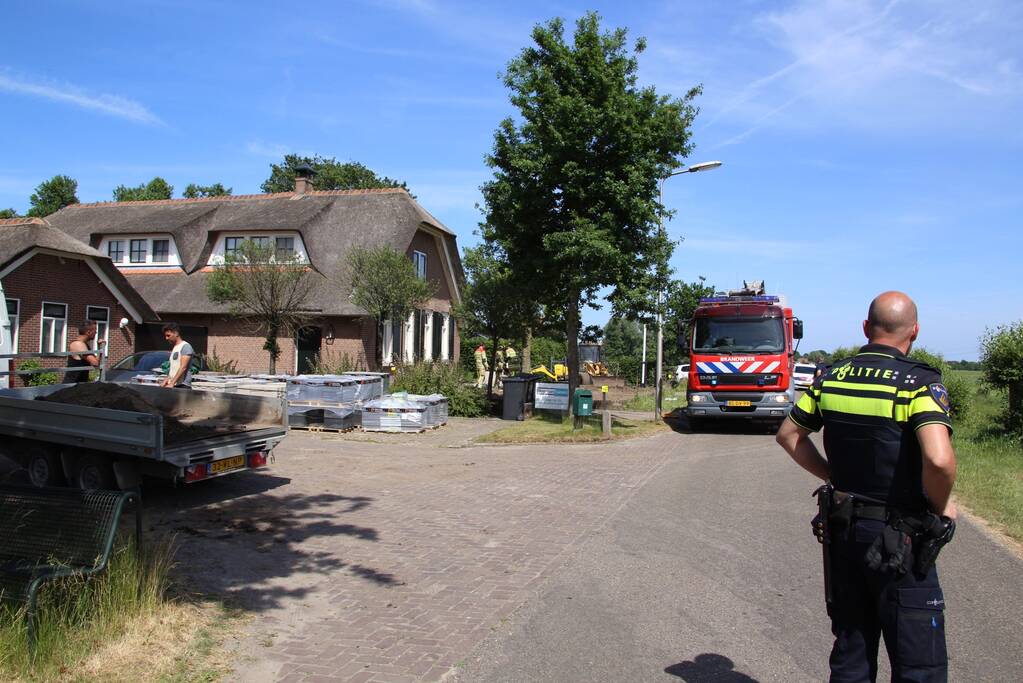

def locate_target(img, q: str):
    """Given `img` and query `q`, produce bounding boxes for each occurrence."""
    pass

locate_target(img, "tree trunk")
[376,318,384,370]
[565,300,580,417]
[268,342,276,374]
[522,326,532,374]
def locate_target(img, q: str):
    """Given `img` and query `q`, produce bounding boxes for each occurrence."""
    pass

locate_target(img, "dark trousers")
[828,520,948,683]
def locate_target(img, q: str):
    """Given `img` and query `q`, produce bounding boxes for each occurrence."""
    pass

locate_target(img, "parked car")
[105,351,206,383]
[671,363,691,387]
[792,363,817,390]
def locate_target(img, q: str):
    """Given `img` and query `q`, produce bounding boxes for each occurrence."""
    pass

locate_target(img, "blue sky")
[2,0,1020,359]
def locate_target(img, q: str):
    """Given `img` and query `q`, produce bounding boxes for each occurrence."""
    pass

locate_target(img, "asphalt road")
[456,427,1023,683]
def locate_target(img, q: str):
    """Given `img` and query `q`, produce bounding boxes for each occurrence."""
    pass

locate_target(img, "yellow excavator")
[531,343,610,382]
[530,361,569,382]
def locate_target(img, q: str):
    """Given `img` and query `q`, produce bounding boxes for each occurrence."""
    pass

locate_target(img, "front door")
[296,326,322,374]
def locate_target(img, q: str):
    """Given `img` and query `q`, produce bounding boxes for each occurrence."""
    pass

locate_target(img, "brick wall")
[167,314,377,374]
[2,253,136,385]
[407,230,454,314]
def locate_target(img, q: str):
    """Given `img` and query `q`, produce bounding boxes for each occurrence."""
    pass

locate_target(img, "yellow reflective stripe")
[819,393,892,418]
[822,380,897,394]
[894,403,910,422]
[909,395,944,416]
[795,391,818,413]
[855,352,895,358]
[896,386,930,400]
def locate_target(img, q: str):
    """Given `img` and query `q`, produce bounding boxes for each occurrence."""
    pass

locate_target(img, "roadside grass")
[951,372,1023,545]
[0,535,229,682]
[477,412,668,443]
[622,384,687,413]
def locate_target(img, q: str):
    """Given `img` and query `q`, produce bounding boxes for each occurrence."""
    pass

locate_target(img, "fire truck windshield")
[693,317,785,354]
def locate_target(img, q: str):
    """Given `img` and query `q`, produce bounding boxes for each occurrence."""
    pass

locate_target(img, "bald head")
[864,291,919,351]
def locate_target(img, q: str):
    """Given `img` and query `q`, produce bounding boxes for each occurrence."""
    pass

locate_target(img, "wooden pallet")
[289,424,358,434]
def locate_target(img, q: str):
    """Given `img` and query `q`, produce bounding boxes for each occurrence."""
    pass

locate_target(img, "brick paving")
[144,422,679,682]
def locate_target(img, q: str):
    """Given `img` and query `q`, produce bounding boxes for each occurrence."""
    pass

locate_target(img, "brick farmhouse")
[46,183,463,374]
[0,217,157,384]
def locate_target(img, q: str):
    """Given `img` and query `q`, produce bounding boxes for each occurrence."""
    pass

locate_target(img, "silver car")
[792,363,817,390]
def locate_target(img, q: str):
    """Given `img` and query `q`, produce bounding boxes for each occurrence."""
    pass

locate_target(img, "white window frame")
[86,305,110,352]
[151,238,171,263]
[440,313,450,361]
[40,301,68,353]
[382,319,393,364]
[423,311,434,361]
[107,240,125,263]
[413,251,427,280]
[129,239,147,263]
[5,298,19,351]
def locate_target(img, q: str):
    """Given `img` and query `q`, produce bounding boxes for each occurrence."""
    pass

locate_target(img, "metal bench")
[0,485,141,650]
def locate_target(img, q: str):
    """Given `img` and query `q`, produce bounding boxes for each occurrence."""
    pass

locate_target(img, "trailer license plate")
[726,400,752,407]
[210,455,245,475]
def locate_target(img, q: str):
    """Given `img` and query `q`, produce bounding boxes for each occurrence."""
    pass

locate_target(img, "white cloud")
[0,71,162,125]
[245,140,294,159]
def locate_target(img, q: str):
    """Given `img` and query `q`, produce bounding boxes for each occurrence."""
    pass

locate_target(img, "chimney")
[294,162,316,195]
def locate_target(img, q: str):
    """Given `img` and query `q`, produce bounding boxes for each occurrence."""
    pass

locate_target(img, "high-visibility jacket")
[789,343,952,511]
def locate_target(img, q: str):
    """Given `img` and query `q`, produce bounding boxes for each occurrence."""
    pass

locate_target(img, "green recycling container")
[573,389,594,416]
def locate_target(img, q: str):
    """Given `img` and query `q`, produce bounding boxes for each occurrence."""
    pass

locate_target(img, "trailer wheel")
[24,446,66,487]
[76,454,117,491]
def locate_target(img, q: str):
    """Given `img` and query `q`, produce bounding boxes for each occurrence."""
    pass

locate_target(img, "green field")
[478,412,667,443]
[951,371,1023,544]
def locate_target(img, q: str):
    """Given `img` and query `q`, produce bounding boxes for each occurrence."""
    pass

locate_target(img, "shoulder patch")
[928,383,951,414]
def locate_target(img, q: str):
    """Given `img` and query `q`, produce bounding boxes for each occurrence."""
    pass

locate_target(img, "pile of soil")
[39,382,220,445]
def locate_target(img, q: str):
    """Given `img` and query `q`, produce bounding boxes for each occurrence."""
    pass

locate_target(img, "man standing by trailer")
[63,321,103,384]
[775,291,957,682]
[161,323,195,389]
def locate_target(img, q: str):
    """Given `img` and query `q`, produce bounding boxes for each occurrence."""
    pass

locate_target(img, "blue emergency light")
[699,295,780,304]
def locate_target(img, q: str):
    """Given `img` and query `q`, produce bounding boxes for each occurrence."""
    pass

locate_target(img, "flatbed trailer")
[0,383,287,489]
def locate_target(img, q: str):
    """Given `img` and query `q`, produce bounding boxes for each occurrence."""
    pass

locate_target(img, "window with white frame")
[107,240,125,263]
[413,251,427,279]
[5,299,19,351]
[129,239,147,263]
[276,236,295,259]
[224,236,244,258]
[250,236,271,249]
[151,239,170,263]
[87,306,110,352]
[40,302,67,353]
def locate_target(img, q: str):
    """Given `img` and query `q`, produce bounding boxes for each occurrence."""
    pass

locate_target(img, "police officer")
[776,291,957,682]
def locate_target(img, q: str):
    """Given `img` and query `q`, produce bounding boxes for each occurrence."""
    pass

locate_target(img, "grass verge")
[951,374,1023,545]
[621,384,687,413]
[0,535,229,682]
[477,412,668,443]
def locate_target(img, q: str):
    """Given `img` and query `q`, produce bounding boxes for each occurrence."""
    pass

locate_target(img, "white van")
[0,281,11,389]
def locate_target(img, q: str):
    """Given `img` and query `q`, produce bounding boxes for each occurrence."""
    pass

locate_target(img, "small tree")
[981,321,1023,426]
[184,182,232,198]
[347,245,434,368]
[27,175,79,217]
[262,154,409,194]
[664,276,715,365]
[455,243,533,397]
[207,240,316,373]
[113,177,174,202]
[0,208,18,219]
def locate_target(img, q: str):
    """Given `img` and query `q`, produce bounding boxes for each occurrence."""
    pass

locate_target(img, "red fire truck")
[684,280,803,430]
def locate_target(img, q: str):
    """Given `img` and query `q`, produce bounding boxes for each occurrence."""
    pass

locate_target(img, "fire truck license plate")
[210,455,245,474]
[726,400,752,407]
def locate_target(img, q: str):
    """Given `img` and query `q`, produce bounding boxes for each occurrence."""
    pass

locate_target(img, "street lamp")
[654,160,722,422]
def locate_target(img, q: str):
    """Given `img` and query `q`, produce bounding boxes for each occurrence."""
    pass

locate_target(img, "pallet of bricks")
[361,392,448,433]
[285,374,386,432]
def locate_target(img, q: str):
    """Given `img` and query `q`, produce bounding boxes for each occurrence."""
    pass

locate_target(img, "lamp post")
[654,160,722,422]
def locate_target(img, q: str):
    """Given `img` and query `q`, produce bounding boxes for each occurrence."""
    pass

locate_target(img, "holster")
[865,511,956,577]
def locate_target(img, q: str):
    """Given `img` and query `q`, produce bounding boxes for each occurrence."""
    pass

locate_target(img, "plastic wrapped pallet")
[321,376,358,403]
[236,381,286,398]
[322,404,359,430]
[362,395,427,433]
[344,374,383,401]
[288,405,324,428]
[345,372,390,396]
[401,393,448,427]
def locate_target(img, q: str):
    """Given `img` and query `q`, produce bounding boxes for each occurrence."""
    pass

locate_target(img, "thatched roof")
[47,189,462,316]
[0,217,157,321]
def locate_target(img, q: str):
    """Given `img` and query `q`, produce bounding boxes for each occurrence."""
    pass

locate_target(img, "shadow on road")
[664,412,780,436]
[140,471,396,612]
[665,653,759,682]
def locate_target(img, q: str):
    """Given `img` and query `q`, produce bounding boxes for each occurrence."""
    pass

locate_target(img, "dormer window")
[224,237,243,258]
[276,236,295,259]
[210,232,308,266]
[108,240,125,263]
[152,239,170,263]
[130,239,147,263]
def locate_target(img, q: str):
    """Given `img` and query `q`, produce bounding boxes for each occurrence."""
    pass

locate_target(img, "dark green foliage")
[204,347,240,374]
[980,321,1023,427]
[908,348,970,421]
[0,208,17,219]
[113,177,173,202]
[481,11,701,408]
[27,175,79,217]
[183,182,232,198]
[665,276,715,364]
[603,317,653,384]
[390,362,487,417]
[17,359,59,386]
[207,240,315,373]
[261,154,409,194]
[311,350,365,374]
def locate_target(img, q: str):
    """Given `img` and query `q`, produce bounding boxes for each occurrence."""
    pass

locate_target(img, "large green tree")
[665,276,715,364]
[481,12,700,410]
[27,175,79,217]
[455,243,534,397]
[207,240,316,373]
[261,154,409,194]
[347,245,434,368]
[113,177,173,202]
[183,182,232,198]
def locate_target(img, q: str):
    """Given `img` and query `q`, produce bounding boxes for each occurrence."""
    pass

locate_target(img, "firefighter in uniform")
[776,291,957,683]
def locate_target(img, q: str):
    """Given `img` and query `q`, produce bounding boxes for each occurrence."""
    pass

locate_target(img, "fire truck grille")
[711,393,764,402]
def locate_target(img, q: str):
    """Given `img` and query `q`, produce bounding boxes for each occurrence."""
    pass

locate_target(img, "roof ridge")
[64,187,409,210]
[0,217,48,226]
